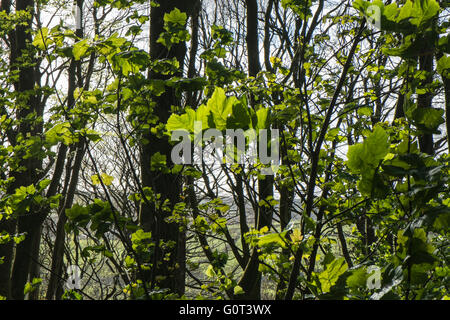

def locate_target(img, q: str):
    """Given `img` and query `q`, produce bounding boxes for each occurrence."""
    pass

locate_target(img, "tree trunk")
[27,224,43,300]
[0,0,15,299]
[436,52,450,152]
[46,141,86,300]
[237,0,274,300]
[139,0,190,295]
[417,53,434,155]
[9,0,45,300]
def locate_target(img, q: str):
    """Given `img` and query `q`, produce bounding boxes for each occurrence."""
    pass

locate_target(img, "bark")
[393,90,405,120]
[337,222,353,268]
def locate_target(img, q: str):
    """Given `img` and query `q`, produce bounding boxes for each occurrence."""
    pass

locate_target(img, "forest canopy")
[0,0,449,300]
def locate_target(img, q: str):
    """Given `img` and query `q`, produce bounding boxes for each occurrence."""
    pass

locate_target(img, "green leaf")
[166,108,196,133]
[150,152,167,172]
[164,8,187,26]
[205,264,215,277]
[347,144,364,173]
[207,87,235,130]
[24,278,42,295]
[437,55,450,78]
[257,231,288,248]
[318,258,348,293]
[409,0,440,28]
[397,0,414,22]
[73,39,90,61]
[226,100,251,129]
[131,229,152,243]
[91,173,114,186]
[38,179,51,191]
[357,107,373,116]
[13,233,26,244]
[346,126,390,197]
[255,108,270,130]
[66,204,89,221]
[125,255,136,268]
[233,285,244,295]
[362,126,390,166]
[409,107,445,133]
[211,217,227,233]
[45,122,74,146]
[33,27,52,50]
[194,216,210,232]
[195,104,211,130]
[397,228,437,265]
[381,164,409,177]
[81,129,102,142]
[148,79,166,96]
[346,267,369,289]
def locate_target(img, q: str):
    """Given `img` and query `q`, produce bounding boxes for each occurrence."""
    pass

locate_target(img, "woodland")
[0,0,449,300]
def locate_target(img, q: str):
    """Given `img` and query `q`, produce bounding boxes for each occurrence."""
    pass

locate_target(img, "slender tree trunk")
[337,223,353,268]
[237,0,275,300]
[393,90,405,120]
[46,141,86,300]
[186,0,201,107]
[275,179,294,299]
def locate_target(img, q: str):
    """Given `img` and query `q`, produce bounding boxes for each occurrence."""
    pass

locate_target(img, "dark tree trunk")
[27,224,43,300]
[436,52,450,152]
[46,141,86,300]
[417,53,434,155]
[9,0,46,300]
[0,0,15,299]
[139,0,191,295]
